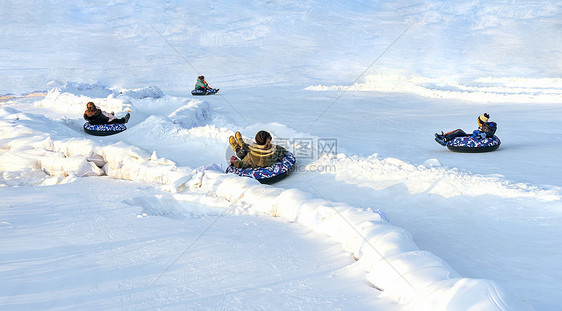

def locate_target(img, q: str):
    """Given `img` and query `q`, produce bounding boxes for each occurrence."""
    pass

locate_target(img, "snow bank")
[0,124,191,187]
[34,82,166,114]
[309,154,561,202]
[56,82,164,100]
[168,100,210,129]
[180,168,530,310]
[98,142,193,188]
[117,85,164,99]
[307,74,562,104]
[0,108,103,186]
[124,99,212,142]
[0,108,91,183]
[58,82,115,98]
[35,88,133,115]
[0,98,211,188]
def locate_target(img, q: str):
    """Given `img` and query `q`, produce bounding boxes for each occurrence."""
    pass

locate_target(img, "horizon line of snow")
[306,74,562,104]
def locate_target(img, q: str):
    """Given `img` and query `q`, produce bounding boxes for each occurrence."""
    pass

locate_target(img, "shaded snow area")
[2,0,562,310]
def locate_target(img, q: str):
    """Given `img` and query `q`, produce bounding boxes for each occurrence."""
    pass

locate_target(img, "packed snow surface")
[2,1,562,310]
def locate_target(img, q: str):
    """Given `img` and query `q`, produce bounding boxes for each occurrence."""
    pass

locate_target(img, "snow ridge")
[178,168,530,310]
[307,74,562,103]
[309,154,560,202]
[0,90,211,188]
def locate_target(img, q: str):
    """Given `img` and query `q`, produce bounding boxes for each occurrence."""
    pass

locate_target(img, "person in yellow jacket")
[228,130,286,169]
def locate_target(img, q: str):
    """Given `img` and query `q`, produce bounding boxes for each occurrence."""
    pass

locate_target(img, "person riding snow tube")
[226,151,296,184]
[435,113,500,152]
[192,75,219,95]
[191,88,219,95]
[83,102,130,136]
[225,130,296,184]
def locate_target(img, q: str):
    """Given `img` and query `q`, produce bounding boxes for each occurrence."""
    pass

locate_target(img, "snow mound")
[98,142,193,188]
[310,154,561,202]
[118,85,164,99]
[0,109,104,186]
[35,88,133,115]
[168,100,210,129]
[34,82,167,114]
[0,107,193,188]
[55,82,164,100]
[58,82,115,98]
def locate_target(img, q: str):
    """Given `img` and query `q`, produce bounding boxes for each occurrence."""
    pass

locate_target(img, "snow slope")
[2,83,551,310]
[2,0,562,310]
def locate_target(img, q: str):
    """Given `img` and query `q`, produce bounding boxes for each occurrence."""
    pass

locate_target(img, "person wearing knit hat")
[478,113,490,125]
[435,113,497,146]
[476,113,497,138]
[228,130,286,168]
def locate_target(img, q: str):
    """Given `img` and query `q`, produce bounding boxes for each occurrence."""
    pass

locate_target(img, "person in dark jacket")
[84,102,130,125]
[195,76,211,91]
[435,113,497,146]
[228,130,286,169]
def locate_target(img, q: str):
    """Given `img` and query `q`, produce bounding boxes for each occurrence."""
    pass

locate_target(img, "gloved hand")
[472,130,486,139]
[230,156,238,164]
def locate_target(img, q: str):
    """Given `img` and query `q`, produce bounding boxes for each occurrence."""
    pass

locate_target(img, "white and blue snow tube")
[83,122,127,136]
[447,135,501,153]
[191,88,219,96]
[225,151,296,184]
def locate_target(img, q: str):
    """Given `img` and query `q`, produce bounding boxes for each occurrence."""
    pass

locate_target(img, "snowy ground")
[2,177,394,310]
[2,1,562,310]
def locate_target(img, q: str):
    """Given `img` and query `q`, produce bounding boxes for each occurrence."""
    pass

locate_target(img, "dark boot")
[435,137,447,146]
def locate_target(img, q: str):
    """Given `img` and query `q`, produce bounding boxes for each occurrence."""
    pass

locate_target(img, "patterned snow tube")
[83,122,127,136]
[191,88,218,96]
[447,135,501,153]
[225,151,297,184]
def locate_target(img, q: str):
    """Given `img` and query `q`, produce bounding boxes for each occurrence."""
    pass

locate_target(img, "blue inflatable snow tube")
[447,135,501,153]
[83,122,127,136]
[225,151,296,184]
[191,88,219,96]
